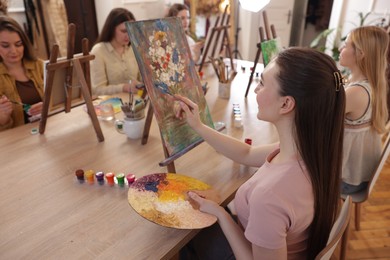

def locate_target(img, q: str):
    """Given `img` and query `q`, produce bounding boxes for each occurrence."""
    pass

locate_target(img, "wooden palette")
[128,173,217,229]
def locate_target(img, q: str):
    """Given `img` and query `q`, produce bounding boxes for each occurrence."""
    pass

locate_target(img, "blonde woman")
[339,26,389,194]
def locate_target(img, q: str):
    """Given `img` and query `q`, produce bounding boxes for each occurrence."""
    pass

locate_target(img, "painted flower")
[148,28,185,96]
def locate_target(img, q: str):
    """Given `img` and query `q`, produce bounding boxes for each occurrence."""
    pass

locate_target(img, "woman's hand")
[0,96,13,125]
[122,79,143,94]
[174,95,202,130]
[27,102,43,116]
[187,191,223,217]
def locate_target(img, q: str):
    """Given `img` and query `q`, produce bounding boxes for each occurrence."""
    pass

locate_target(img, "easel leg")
[141,102,154,145]
[162,144,176,173]
[73,59,104,142]
[245,43,261,98]
[65,23,76,113]
[39,45,59,134]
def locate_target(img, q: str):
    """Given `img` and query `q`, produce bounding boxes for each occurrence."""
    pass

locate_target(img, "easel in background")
[245,11,278,98]
[198,5,235,75]
[39,23,104,142]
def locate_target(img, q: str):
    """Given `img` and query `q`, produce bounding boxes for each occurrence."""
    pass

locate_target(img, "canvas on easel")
[43,56,84,115]
[126,17,214,170]
[261,37,282,66]
[245,11,281,97]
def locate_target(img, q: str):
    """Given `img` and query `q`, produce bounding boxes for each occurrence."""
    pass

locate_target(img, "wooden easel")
[245,11,278,98]
[141,100,153,145]
[39,23,104,142]
[198,5,235,74]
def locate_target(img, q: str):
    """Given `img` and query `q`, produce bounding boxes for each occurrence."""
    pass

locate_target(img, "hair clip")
[333,71,344,92]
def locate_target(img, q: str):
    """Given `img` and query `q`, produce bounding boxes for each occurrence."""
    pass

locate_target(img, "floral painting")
[126,18,214,157]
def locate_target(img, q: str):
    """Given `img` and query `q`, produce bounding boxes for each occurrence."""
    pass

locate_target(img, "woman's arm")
[175,95,277,167]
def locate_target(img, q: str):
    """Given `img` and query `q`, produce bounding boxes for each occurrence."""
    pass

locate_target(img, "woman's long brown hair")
[276,47,346,259]
[95,8,136,44]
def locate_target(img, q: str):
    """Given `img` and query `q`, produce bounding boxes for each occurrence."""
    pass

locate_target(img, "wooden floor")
[332,158,390,260]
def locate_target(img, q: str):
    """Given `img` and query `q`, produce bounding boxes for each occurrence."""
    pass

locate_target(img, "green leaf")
[310,28,335,48]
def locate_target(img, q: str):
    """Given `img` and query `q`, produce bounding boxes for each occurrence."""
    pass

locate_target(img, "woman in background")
[339,26,389,194]
[176,47,345,259]
[166,3,203,63]
[0,15,43,131]
[90,8,142,95]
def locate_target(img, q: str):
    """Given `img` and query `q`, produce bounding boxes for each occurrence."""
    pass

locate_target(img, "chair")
[341,132,390,230]
[315,196,352,260]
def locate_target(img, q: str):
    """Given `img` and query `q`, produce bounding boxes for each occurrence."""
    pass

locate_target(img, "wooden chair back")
[315,196,352,260]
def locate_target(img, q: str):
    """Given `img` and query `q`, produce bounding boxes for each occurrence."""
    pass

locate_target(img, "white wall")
[326,0,390,54]
[94,0,168,32]
[7,0,26,27]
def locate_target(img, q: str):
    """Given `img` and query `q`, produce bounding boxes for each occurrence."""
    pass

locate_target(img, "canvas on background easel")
[245,11,282,97]
[39,23,104,142]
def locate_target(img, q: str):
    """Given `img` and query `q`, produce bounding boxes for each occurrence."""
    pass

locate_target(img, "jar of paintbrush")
[211,57,231,99]
[115,93,146,139]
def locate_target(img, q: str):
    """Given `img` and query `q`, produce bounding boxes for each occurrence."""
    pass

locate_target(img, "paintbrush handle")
[9,100,24,106]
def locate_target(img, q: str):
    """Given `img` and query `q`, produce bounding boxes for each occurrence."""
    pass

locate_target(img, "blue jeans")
[180,213,236,260]
[341,181,368,194]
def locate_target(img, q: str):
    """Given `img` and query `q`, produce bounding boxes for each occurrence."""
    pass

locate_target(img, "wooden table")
[0,60,278,259]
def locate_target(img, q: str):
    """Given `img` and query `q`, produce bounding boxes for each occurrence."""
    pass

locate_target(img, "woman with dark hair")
[175,47,345,259]
[90,8,142,95]
[166,3,203,63]
[339,26,389,194]
[0,15,44,131]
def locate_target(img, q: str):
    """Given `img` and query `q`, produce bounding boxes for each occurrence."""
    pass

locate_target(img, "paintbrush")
[9,100,31,111]
[129,92,134,112]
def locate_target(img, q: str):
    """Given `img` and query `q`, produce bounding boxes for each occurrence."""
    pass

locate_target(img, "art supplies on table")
[83,97,122,120]
[209,57,233,99]
[232,103,243,128]
[120,93,146,119]
[74,169,137,187]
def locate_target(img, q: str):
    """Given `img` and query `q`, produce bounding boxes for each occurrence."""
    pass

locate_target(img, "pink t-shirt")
[234,149,314,259]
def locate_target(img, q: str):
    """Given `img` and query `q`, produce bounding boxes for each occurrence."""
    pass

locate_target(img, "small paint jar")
[126,174,136,185]
[85,170,95,184]
[105,172,115,186]
[116,173,125,187]
[234,116,243,128]
[75,169,85,183]
[95,171,105,185]
[245,138,252,145]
